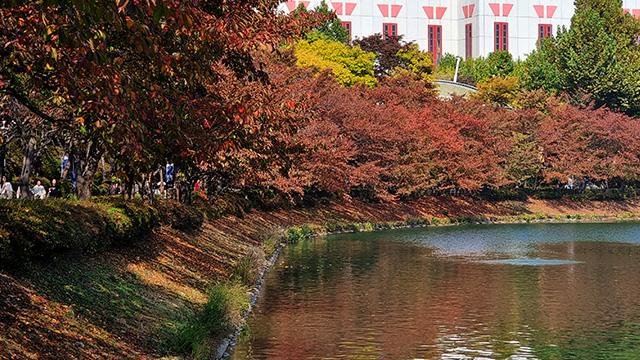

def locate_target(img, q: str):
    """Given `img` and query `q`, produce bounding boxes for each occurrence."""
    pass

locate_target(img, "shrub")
[299,224,313,237]
[405,217,429,226]
[202,192,252,219]
[363,222,375,231]
[455,216,474,224]
[344,222,360,232]
[0,198,159,264]
[324,222,342,233]
[153,199,204,231]
[475,188,528,201]
[285,227,303,242]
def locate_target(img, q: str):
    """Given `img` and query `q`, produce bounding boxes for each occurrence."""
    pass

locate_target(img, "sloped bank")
[2,196,640,360]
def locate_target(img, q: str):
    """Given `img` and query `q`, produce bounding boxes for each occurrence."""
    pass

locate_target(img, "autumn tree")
[1,97,60,198]
[395,44,435,82]
[473,76,520,107]
[352,34,412,77]
[0,0,327,199]
[295,39,377,87]
[393,97,508,194]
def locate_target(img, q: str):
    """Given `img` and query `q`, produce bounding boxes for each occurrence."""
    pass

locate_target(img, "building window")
[383,23,397,39]
[465,23,472,59]
[428,25,442,66]
[342,21,352,39]
[538,24,552,46]
[495,22,508,51]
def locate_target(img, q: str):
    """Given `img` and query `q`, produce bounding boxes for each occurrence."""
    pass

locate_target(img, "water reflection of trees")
[238,230,640,359]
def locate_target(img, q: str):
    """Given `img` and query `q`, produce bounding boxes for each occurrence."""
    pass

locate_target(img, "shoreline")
[215,209,640,359]
[3,197,640,359]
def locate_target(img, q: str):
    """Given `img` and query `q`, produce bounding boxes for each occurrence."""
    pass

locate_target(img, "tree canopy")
[522,0,640,116]
[294,39,377,87]
[0,0,328,198]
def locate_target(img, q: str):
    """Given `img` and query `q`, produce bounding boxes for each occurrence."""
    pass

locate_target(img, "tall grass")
[174,283,249,358]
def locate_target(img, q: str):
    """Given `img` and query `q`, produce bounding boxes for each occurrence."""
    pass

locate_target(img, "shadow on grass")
[13,254,195,357]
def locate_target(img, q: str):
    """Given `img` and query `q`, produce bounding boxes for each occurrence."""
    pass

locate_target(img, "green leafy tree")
[522,0,640,116]
[435,53,460,76]
[302,0,350,43]
[295,39,377,87]
[459,51,523,85]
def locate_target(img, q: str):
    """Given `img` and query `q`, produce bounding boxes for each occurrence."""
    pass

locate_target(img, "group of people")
[0,177,62,199]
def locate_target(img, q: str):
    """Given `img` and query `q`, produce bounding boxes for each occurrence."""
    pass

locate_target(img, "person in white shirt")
[31,180,46,199]
[1,176,13,199]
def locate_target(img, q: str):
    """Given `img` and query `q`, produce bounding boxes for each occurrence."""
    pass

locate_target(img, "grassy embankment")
[2,195,640,359]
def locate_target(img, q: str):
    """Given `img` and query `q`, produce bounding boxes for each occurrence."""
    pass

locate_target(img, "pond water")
[230,222,640,359]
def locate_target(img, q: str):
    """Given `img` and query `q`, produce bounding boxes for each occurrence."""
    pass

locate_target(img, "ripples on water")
[231,222,640,360]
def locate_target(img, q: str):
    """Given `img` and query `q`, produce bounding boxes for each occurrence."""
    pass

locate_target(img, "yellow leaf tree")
[295,40,377,87]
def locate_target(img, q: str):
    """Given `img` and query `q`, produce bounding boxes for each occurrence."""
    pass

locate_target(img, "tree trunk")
[122,166,135,200]
[18,136,37,199]
[74,140,102,200]
[142,173,153,204]
[101,156,107,183]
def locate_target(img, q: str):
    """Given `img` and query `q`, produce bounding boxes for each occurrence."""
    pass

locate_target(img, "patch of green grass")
[229,247,264,287]
[174,283,249,359]
[616,212,635,219]
[20,258,186,356]
[260,228,284,258]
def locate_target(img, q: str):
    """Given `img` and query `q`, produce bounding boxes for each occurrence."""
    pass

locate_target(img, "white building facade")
[281,0,640,61]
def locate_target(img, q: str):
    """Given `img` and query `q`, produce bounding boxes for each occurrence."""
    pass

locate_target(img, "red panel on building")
[489,3,501,16]
[423,6,434,19]
[533,5,544,18]
[469,4,475,17]
[462,5,469,18]
[378,4,389,17]
[300,1,310,9]
[332,2,343,15]
[285,1,296,12]
[436,7,447,19]
[547,5,557,18]
[345,2,357,15]
[391,4,403,17]
[502,4,513,17]
[633,9,640,18]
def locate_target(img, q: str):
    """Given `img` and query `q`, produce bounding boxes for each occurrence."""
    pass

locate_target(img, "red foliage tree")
[0,0,329,198]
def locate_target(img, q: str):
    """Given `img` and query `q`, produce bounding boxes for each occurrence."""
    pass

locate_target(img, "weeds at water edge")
[173,283,249,359]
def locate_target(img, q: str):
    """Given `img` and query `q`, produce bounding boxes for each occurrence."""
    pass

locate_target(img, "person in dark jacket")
[47,179,62,198]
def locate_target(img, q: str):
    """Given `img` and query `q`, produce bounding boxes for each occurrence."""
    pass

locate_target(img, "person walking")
[1,176,13,199]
